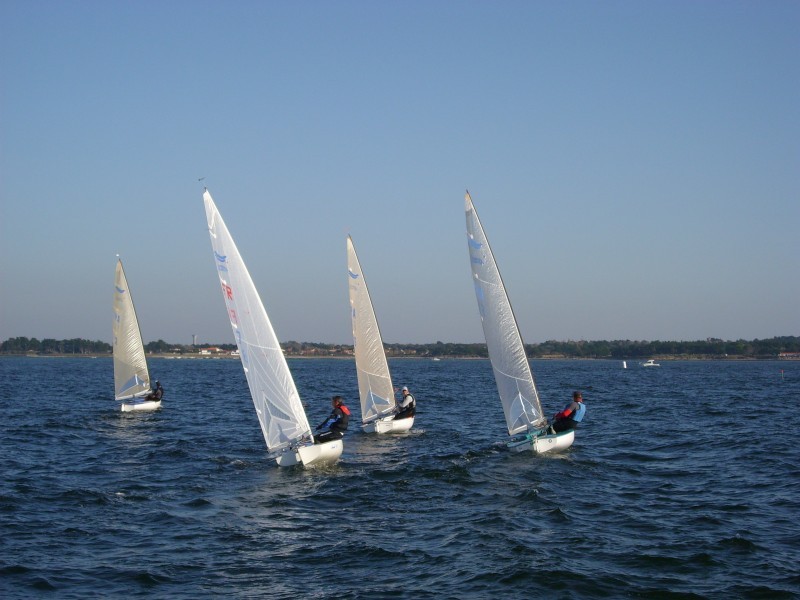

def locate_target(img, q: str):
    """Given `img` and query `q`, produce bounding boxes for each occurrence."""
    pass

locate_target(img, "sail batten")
[204,190,312,452]
[464,193,547,434]
[113,259,151,401]
[347,236,396,424]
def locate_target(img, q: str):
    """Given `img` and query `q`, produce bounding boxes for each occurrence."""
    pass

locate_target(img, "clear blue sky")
[1,1,798,346]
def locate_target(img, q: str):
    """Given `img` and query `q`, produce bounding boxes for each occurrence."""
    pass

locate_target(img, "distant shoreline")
[4,336,797,361]
[4,353,798,361]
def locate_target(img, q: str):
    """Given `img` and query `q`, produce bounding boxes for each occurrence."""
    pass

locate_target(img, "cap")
[402,387,409,392]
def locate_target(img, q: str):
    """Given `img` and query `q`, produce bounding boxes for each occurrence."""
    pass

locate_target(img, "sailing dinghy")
[347,235,414,434]
[113,258,162,412]
[464,192,574,454]
[204,189,342,467]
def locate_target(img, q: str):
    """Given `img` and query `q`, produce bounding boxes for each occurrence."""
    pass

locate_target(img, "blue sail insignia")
[348,269,360,279]
[468,235,484,264]
[215,251,228,272]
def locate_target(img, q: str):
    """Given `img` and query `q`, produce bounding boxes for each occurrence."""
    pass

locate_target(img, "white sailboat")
[113,258,162,412]
[464,192,574,454]
[347,235,414,434]
[203,189,342,467]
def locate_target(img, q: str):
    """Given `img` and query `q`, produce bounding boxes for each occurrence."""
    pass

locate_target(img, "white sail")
[464,192,547,434]
[113,259,151,400]
[203,189,312,452]
[347,235,396,423]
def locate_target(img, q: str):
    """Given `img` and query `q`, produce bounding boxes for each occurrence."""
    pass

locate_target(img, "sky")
[1,1,798,346]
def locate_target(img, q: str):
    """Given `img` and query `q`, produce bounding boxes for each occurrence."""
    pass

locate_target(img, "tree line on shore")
[1,335,798,359]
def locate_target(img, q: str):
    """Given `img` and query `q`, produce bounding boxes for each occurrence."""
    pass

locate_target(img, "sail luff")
[204,189,312,451]
[347,236,396,423]
[464,192,546,434]
[113,259,151,400]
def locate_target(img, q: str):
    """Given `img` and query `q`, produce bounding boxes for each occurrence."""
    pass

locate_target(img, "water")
[1,357,799,599]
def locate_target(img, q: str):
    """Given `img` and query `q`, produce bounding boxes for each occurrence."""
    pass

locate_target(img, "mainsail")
[113,258,151,400]
[347,235,396,423]
[204,189,312,452]
[464,192,546,434]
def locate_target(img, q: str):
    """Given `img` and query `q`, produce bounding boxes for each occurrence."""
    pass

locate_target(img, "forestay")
[113,259,151,400]
[347,235,396,423]
[204,190,312,452]
[464,192,547,434]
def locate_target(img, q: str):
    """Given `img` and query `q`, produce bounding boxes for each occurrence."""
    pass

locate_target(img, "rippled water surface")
[1,357,799,599]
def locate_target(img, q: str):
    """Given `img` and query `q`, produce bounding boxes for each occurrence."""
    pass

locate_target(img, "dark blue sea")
[1,356,799,599]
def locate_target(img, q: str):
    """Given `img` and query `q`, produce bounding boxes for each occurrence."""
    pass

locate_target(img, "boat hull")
[275,440,343,468]
[120,400,162,412]
[507,429,575,454]
[363,415,414,434]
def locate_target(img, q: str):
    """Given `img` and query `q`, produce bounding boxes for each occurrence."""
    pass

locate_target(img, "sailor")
[314,396,350,443]
[146,380,164,402]
[551,391,585,433]
[394,386,416,420]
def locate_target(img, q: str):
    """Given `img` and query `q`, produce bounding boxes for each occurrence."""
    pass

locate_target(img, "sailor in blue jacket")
[314,395,351,444]
[551,391,586,433]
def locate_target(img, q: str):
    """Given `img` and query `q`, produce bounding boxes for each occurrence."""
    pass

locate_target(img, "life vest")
[401,393,416,409]
[573,402,586,422]
[336,404,350,429]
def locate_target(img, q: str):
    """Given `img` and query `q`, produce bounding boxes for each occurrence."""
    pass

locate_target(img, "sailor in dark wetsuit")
[314,395,350,444]
[146,380,164,402]
[551,391,586,433]
[394,386,416,420]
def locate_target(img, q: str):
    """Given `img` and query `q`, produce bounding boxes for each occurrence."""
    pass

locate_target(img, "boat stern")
[506,428,575,454]
[534,429,575,454]
[299,439,343,466]
[275,440,343,467]
[120,400,162,412]
[365,415,414,434]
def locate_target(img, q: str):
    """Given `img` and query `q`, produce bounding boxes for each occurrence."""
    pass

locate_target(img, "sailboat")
[347,235,414,434]
[113,257,162,412]
[203,189,342,467]
[464,192,574,454]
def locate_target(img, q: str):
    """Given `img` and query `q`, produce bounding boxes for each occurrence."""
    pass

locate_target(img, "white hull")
[120,400,162,412]
[274,439,343,467]
[507,429,575,454]
[363,415,414,434]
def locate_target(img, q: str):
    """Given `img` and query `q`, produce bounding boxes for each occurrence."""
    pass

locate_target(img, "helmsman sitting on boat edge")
[314,395,350,444]
[145,380,164,402]
[394,386,416,420]
[551,391,586,433]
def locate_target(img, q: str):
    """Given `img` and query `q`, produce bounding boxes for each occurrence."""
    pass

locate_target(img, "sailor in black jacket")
[315,395,350,443]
